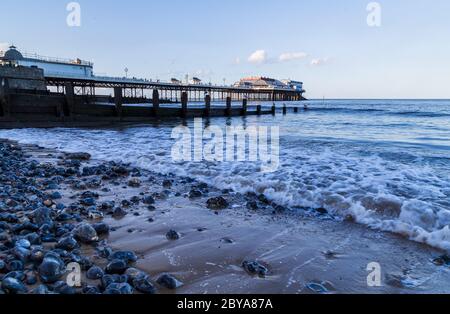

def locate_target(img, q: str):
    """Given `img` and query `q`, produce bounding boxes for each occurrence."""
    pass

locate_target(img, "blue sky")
[1,0,450,99]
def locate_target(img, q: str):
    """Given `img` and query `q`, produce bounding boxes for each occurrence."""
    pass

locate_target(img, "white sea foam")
[1,114,449,252]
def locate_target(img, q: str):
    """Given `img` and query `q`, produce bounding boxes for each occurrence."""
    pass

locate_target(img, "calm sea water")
[1,99,450,251]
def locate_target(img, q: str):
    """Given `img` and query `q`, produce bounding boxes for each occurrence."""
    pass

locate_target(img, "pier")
[0,46,306,127]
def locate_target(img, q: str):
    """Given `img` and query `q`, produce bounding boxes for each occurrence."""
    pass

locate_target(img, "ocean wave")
[1,113,450,252]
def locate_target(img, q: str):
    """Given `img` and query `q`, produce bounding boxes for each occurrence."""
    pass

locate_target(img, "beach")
[1,136,449,294]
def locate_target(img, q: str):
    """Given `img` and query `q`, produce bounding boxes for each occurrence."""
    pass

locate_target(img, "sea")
[1,99,450,251]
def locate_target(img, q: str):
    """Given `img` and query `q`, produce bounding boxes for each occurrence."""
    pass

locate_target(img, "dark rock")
[7,260,24,272]
[25,270,38,285]
[112,166,129,176]
[162,180,173,188]
[124,268,146,281]
[101,274,128,289]
[1,277,28,294]
[128,178,141,188]
[242,260,268,278]
[79,191,98,199]
[31,207,52,226]
[38,255,65,283]
[130,196,140,204]
[4,271,26,281]
[246,201,258,211]
[432,255,450,266]
[121,200,132,208]
[110,251,138,264]
[65,152,91,161]
[306,281,333,294]
[73,223,98,244]
[56,236,79,251]
[80,198,96,207]
[112,207,128,218]
[156,274,183,290]
[86,266,104,280]
[143,196,155,205]
[221,237,234,244]
[105,259,128,274]
[104,282,134,294]
[166,230,180,240]
[15,238,31,249]
[189,189,202,199]
[50,192,62,200]
[315,207,328,215]
[100,201,115,211]
[258,194,270,204]
[93,223,110,235]
[53,281,76,294]
[133,275,156,294]
[206,197,229,210]
[30,247,45,264]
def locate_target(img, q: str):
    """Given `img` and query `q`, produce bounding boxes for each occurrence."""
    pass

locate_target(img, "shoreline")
[0,139,449,294]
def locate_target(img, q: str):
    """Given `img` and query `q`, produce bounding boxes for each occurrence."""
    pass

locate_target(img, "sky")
[1,0,450,99]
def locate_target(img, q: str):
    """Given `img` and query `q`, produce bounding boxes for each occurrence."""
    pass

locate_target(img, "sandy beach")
[1,138,449,294]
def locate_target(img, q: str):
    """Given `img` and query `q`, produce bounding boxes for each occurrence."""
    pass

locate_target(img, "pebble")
[156,274,183,290]
[105,259,128,274]
[53,281,76,294]
[86,265,104,280]
[133,275,156,294]
[112,207,128,218]
[315,207,328,215]
[110,251,138,264]
[143,196,155,205]
[189,189,202,199]
[1,277,28,294]
[206,197,229,210]
[50,191,62,200]
[104,283,134,294]
[65,152,91,160]
[128,178,141,188]
[56,236,79,251]
[38,255,66,283]
[166,230,181,240]
[73,223,99,244]
[93,222,110,235]
[242,260,268,278]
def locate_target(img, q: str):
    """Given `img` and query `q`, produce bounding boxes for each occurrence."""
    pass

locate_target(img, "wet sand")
[14,142,450,294]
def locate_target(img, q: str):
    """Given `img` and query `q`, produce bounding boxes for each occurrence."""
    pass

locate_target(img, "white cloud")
[248,50,267,64]
[311,57,330,66]
[279,52,308,62]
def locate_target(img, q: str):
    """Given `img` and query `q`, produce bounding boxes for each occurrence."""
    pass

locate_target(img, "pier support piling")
[0,78,10,117]
[181,91,188,118]
[64,83,75,116]
[294,107,299,113]
[256,105,262,115]
[226,96,232,116]
[241,98,248,116]
[204,93,211,116]
[271,103,276,115]
[114,87,123,119]
[283,104,287,115]
[152,89,160,117]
